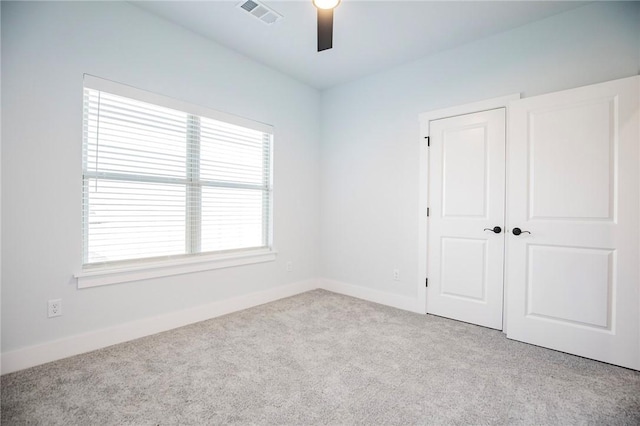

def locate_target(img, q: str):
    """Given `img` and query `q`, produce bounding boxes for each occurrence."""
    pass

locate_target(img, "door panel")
[427,108,506,330]
[529,98,615,221]
[506,76,639,370]
[440,237,487,301]
[526,245,613,329]
[442,126,488,217]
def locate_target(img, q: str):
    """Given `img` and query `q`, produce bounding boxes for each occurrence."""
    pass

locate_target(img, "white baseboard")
[1,279,318,375]
[1,277,424,375]
[320,278,423,314]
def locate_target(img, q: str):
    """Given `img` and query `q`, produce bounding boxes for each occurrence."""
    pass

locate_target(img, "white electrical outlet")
[286,261,293,272]
[393,269,400,281]
[48,299,62,318]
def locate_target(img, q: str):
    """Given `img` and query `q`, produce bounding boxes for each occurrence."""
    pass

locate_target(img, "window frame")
[76,75,276,288]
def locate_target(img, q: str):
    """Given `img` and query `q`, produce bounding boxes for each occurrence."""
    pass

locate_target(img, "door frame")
[417,93,520,329]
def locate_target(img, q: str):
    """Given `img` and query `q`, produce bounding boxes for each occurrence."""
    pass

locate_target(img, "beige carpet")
[2,289,639,425]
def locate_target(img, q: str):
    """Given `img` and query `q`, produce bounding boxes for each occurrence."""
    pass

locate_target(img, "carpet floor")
[2,289,639,425]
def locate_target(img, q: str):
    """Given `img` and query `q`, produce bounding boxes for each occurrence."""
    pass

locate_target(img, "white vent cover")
[237,0,283,25]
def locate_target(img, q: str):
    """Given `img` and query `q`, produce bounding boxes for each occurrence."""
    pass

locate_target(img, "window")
[81,76,273,278]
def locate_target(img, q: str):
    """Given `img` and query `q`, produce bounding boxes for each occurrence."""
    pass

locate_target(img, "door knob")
[512,227,531,236]
[483,226,502,234]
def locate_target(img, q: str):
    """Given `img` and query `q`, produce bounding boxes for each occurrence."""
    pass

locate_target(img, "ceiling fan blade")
[317,8,334,52]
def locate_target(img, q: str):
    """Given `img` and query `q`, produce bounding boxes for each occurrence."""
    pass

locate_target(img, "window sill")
[75,249,278,289]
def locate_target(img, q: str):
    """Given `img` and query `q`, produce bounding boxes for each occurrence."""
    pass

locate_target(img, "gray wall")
[1,1,321,352]
[319,2,640,299]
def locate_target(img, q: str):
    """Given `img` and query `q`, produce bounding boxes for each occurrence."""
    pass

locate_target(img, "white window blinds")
[82,76,273,267]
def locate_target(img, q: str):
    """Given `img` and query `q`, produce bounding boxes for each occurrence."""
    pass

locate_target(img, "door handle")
[483,226,502,234]
[512,227,531,236]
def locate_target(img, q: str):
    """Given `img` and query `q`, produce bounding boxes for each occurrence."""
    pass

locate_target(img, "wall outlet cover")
[48,299,62,318]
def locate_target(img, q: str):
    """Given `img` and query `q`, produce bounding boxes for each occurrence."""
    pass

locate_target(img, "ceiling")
[132,1,589,90]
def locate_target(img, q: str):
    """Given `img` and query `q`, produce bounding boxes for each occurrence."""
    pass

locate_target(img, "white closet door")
[427,108,506,330]
[506,76,640,370]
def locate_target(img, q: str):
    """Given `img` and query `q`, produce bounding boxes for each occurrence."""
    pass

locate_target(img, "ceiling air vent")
[237,0,283,25]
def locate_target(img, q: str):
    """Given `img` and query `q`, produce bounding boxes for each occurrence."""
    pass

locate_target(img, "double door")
[426,76,639,370]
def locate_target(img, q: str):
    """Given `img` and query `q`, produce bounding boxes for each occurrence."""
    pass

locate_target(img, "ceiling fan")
[313,0,340,52]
